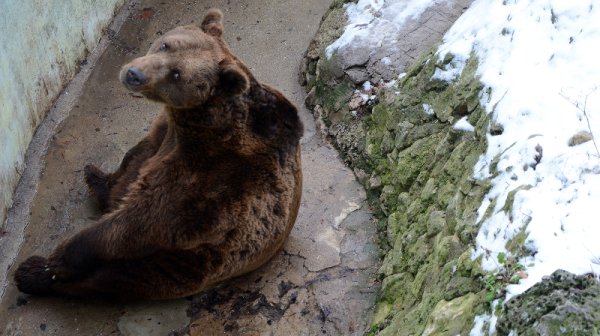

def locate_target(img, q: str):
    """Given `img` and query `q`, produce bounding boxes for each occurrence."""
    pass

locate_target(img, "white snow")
[434,0,600,333]
[453,116,475,132]
[423,103,434,116]
[469,307,498,336]
[437,0,600,295]
[384,79,397,88]
[325,0,447,59]
[380,56,392,66]
[431,53,468,82]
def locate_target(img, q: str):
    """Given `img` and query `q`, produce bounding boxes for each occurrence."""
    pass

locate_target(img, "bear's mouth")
[140,91,162,102]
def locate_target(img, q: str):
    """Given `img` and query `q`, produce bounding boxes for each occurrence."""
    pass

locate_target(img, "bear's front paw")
[14,256,55,296]
[49,240,99,281]
[84,164,108,189]
[84,164,110,210]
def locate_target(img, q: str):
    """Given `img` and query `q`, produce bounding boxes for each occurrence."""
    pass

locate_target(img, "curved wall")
[0,0,126,226]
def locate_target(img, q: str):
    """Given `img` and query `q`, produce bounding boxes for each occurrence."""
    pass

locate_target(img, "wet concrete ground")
[0,1,380,335]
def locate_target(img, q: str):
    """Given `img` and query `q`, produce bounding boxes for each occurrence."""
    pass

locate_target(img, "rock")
[368,175,382,189]
[496,270,600,335]
[305,86,316,108]
[303,226,342,272]
[304,0,353,61]
[568,130,593,146]
[353,168,369,185]
[340,0,474,83]
[348,94,364,110]
[346,67,370,84]
[421,293,479,336]
[336,46,371,69]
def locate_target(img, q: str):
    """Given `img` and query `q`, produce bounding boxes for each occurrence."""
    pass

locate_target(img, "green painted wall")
[0,0,125,226]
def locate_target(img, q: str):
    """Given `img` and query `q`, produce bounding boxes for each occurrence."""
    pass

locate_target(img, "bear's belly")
[201,148,302,286]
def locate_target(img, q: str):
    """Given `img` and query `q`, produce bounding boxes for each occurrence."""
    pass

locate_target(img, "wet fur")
[15,9,303,300]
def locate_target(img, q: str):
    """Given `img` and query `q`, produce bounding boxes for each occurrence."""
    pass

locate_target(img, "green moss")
[371,302,392,326]
[421,293,479,336]
[387,210,408,240]
[500,185,532,221]
[315,71,355,119]
[456,250,477,277]
[427,211,446,239]
[444,275,482,301]
[380,272,417,305]
[505,228,529,257]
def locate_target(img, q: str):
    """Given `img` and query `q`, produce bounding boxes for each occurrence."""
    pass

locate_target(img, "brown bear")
[14,9,303,300]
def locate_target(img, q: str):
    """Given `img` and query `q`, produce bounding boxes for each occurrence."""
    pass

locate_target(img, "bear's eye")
[171,70,181,81]
[159,43,170,51]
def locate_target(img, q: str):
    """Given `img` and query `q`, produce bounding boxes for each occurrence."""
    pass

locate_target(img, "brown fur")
[14,9,303,300]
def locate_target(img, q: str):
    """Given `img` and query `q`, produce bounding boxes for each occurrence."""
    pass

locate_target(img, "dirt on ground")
[0,1,379,335]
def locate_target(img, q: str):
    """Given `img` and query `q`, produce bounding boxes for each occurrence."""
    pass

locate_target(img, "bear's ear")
[219,61,249,95]
[201,9,224,37]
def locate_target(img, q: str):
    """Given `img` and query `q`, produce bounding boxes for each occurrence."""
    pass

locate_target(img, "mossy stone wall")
[303,3,492,334]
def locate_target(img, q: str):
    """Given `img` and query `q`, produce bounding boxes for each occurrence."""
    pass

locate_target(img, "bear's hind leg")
[78,253,208,300]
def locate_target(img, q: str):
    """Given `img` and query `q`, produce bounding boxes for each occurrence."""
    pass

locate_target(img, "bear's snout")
[124,67,146,88]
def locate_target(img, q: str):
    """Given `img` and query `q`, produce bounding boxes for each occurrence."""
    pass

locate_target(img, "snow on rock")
[453,116,475,132]
[380,56,392,66]
[431,53,468,82]
[436,0,600,303]
[423,103,435,116]
[348,81,380,115]
[323,0,469,82]
[325,0,445,59]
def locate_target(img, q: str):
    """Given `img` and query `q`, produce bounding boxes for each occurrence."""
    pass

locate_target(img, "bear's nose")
[125,67,146,87]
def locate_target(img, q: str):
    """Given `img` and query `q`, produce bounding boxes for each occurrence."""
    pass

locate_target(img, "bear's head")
[119,9,249,109]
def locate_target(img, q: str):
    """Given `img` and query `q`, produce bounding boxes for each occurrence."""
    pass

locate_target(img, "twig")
[559,87,600,158]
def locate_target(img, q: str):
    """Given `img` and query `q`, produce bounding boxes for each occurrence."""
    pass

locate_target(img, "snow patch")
[453,116,475,132]
[325,0,448,59]
[436,0,600,310]
[423,103,434,116]
[431,53,468,82]
[470,315,490,336]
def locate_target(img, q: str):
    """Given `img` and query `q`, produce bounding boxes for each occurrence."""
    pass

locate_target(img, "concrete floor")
[0,1,379,335]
